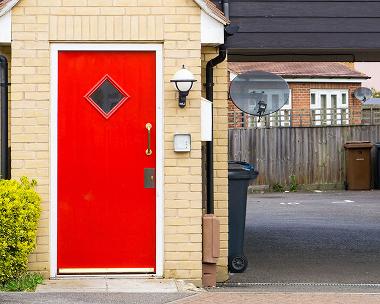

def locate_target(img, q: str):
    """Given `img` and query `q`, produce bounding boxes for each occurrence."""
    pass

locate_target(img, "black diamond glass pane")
[89,79,124,114]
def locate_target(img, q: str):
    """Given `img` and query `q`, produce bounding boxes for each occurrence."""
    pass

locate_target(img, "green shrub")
[0,272,43,292]
[0,177,41,284]
[289,175,298,192]
[272,183,285,192]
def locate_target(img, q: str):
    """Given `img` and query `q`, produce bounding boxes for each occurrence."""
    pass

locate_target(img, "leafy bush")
[0,177,41,284]
[272,183,285,192]
[289,175,298,192]
[0,272,43,292]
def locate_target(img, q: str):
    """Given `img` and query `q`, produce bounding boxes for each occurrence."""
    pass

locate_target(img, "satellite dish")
[229,70,290,121]
[353,87,372,103]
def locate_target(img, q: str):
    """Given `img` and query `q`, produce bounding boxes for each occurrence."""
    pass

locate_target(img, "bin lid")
[228,161,259,180]
[344,141,373,149]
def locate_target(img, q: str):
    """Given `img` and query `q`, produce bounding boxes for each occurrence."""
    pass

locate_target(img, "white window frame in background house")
[252,90,292,128]
[310,89,349,126]
[269,89,292,127]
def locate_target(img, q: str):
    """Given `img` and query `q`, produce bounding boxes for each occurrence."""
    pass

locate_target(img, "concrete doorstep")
[35,278,201,293]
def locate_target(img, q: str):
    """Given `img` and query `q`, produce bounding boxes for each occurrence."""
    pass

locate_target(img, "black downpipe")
[205,45,227,214]
[0,56,9,180]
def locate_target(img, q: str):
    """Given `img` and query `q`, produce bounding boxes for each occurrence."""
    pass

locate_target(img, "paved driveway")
[227,190,380,284]
[0,293,192,304]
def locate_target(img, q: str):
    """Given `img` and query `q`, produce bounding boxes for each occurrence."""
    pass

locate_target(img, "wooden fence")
[229,125,380,188]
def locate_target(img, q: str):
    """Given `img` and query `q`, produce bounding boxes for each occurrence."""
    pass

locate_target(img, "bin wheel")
[229,255,248,273]
[344,181,348,190]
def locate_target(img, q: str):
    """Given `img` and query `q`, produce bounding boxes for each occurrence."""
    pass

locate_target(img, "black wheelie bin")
[375,143,380,189]
[228,161,259,273]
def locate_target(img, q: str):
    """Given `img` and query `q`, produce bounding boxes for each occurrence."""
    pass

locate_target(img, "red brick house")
[228,62,369,127]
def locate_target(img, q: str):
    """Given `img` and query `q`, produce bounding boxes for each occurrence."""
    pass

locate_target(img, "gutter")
[0,55,9,179]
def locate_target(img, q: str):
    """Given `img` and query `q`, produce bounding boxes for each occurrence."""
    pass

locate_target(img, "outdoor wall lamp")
[170,65,197,108]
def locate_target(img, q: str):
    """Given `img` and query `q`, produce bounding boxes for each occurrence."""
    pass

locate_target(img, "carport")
[214,0,380,286]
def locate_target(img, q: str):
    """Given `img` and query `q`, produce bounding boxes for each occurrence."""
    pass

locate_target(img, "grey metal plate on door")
[144,168,155,189]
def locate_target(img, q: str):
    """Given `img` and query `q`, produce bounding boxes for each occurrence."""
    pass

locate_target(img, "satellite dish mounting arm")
[257,100,267,122]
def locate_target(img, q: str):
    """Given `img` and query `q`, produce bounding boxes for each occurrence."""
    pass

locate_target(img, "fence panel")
[229,125,380,187]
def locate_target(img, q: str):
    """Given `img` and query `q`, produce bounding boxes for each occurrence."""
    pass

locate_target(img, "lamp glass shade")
[171,66,196,92]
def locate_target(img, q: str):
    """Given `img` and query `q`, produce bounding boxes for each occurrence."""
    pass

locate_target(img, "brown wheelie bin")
[344,141,373,190]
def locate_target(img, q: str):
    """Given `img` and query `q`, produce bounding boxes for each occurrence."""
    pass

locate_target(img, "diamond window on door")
[85,75,129,119]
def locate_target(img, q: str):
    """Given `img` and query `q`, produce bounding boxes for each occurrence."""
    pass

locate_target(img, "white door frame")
[50,43,164,278]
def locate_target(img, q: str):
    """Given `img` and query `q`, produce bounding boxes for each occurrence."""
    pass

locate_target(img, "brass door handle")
[145,123,152,156]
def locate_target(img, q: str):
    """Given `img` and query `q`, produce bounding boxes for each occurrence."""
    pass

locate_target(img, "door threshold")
[52,274,161,280]
[58,268,155,274]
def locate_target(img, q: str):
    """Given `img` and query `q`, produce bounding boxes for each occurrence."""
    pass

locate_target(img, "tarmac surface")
[227,190,380,284]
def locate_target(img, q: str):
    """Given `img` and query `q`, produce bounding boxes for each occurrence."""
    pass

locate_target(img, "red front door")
[57,51,156,273]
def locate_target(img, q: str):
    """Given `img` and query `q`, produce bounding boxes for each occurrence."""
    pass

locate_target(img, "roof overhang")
[229,72,366,84]
[0,0,19,17]
[201,10,224,46]
[0,0,20,44]
[193,0,229,26]
[284,78,367,83]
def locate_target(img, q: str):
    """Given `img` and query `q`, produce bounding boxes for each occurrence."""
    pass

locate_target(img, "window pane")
[321,95,327,108]
[272,94,279,110]
[331,95,337,108]
[284,93,290,105]
[342,93,347,105]
[311,93,316,105]
[89,79,125,115]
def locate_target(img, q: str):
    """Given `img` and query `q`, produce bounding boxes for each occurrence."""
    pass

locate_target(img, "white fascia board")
[193,0,228,25]
[201,11,224,46]
[0,0,19,16]
[284,78,366,83]
[0,10,11,44]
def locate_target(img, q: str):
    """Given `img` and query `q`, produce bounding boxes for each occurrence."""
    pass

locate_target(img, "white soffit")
[0,10,11,43]
[201,11,224,46]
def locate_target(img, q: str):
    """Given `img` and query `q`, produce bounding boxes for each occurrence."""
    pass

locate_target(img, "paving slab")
[35,278,198,293]
[0,292,193,304]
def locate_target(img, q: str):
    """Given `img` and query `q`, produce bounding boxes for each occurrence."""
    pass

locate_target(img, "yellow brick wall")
[201,47,229,282]
[10,0,209,282]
